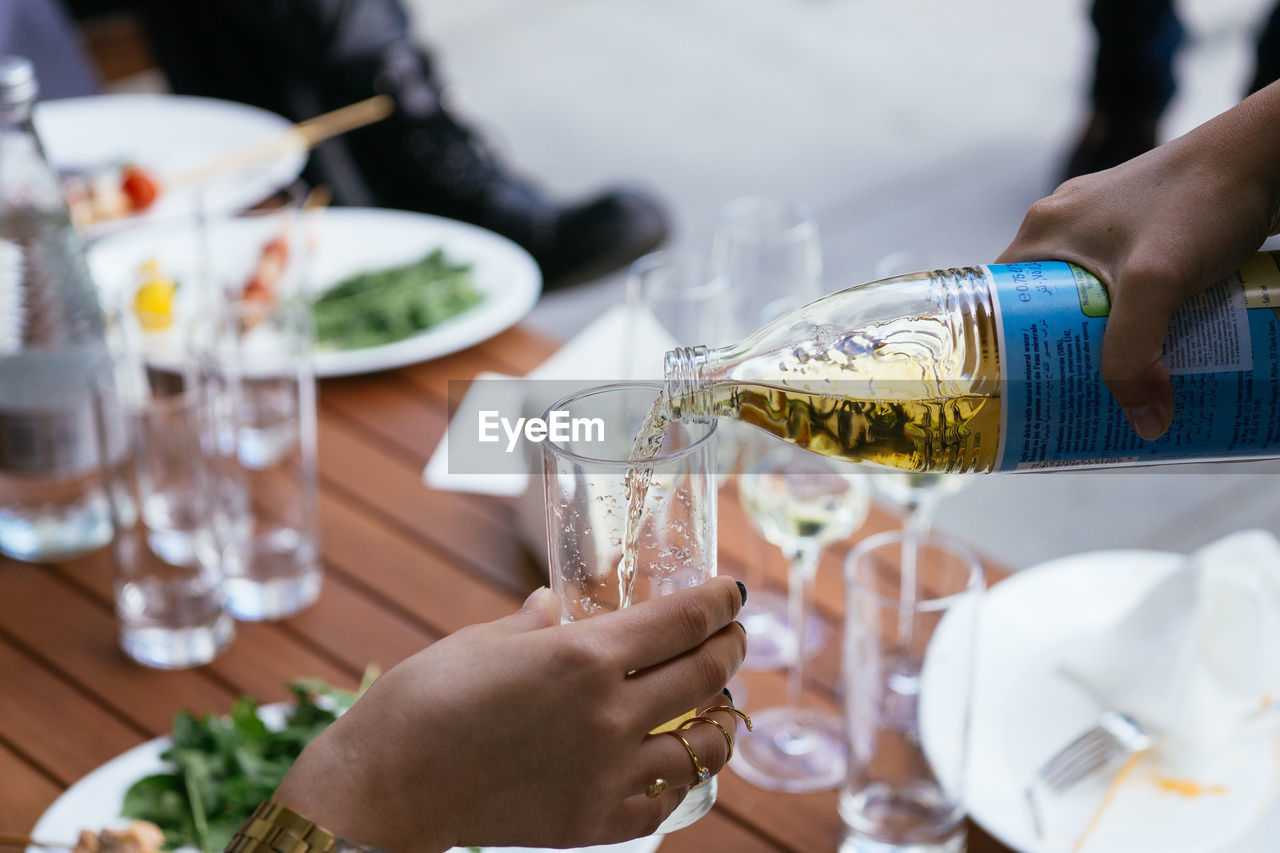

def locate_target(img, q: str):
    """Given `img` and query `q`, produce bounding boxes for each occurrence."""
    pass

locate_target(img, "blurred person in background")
[16,0,669,289]
[1064,0,1280,179]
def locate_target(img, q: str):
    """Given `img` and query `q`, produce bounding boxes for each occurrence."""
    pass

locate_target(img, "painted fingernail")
[735,581,747,606]
[733,619,746,635]
[721,687,734,704]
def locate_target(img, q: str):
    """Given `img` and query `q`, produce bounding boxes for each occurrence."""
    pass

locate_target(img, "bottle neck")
[0,112,62,213]
[664,344,713,422]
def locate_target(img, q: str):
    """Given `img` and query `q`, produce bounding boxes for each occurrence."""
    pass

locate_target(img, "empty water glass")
[841,531,983,853]
[110,376,234,669]
[194,199,322,621]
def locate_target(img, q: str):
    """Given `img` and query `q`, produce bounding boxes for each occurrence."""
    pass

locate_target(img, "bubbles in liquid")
[618,393,671,609]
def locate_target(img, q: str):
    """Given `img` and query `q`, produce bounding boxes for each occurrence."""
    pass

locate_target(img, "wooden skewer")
[164,94,394,191]
[0,834,72,849]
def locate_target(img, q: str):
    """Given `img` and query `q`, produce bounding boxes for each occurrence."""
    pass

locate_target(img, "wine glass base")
[739,588,827,671]
[731,706,845,793]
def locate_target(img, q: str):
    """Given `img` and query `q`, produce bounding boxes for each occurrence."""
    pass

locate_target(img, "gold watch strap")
[227,802,376,853]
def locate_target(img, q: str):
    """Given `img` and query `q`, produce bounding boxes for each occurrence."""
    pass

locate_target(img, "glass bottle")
[665,253,1280,472]
[0,57,123,561]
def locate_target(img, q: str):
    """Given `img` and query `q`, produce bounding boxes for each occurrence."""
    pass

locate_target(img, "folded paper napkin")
[1061,530,1280,754]
[422,304,678,495]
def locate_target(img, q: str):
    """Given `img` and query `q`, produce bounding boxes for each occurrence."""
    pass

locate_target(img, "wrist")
[272,713,453,853]
[227,802,386,853]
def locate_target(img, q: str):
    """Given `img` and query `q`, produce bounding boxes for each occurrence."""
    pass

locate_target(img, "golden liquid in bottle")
[702,297,1006,473]
[728,386,1001,472]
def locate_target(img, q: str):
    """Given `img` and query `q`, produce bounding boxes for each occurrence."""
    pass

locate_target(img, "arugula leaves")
[121,680,362,853]
[311,249,484,351]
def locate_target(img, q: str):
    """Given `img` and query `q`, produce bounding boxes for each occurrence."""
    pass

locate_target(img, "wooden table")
[0,325,1013,853]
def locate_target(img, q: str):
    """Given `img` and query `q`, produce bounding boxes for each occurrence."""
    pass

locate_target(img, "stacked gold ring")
[663,729,712,786]
[678,716,736,761]
[652,704,754,791]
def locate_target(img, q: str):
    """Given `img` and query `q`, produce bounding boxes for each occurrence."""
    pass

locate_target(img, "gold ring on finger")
[679,715,736,762]
[702,704,754,731]
[646,778,667,799]
[663,730,711,786]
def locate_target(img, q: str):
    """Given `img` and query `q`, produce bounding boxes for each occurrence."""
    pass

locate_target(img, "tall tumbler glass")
[195,199,321,620]
[841,531,983,853]
[109,376,235,669]
[542,382,718,834]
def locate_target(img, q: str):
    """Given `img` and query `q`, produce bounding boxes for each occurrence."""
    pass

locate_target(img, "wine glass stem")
[785,542,820,707]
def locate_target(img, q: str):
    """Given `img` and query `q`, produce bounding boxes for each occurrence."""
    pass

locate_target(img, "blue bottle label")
[989,254,1280,471]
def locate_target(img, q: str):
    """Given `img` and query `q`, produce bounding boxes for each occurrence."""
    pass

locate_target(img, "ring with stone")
[663,730,712,786]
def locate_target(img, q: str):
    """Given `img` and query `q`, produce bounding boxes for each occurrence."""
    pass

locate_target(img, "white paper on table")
[1060,529,1280,755]
[422,304,679,496]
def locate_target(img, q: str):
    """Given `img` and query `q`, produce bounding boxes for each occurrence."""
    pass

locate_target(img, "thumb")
[494,586,559,634]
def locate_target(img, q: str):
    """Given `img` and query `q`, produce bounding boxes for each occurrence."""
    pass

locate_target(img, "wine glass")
[733,444,871,792]
[868,250,972,708]
[712,197,825,672]
[624,249,731,380]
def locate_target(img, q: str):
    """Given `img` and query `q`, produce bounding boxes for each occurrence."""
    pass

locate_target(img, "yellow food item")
[1151,776,1228,797]
[1074,751,1144,852]
[133,260,176,331]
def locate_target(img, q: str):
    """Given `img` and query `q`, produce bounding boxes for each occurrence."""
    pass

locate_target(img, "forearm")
[1179,79,1280,237]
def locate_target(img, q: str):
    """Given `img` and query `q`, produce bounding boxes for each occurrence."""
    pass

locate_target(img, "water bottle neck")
[664,344,714,423]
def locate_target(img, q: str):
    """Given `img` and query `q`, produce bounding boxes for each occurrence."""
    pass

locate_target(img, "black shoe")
[342,53,668,290]
[141,0,668,291]
[1061,111,1158,182]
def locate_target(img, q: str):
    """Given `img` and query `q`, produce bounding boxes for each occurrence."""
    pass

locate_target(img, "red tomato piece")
[120,165,160,211]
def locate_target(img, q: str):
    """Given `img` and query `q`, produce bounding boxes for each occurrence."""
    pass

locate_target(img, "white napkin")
[1060,530,1280,755]
[422,304,679,495]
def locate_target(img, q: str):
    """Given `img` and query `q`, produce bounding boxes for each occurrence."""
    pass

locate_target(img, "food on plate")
[241,233,289,306]
[72,821,165,853]
[311,248,484,350]
[64,164,161,228]
[121,676,368,853]
[132,260,178,332]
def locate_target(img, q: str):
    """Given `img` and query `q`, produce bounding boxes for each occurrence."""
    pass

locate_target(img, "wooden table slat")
[0,561,235,734]
[0,740,66,832]
[0,635,144,785]
[317,410,541,597]
[316,490,521,634]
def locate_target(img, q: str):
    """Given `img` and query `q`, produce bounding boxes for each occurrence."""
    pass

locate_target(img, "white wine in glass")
[734,446,869,793]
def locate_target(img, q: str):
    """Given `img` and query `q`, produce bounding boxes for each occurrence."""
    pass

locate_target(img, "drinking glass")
[733,444,870,792]
[193,198,322,621]
[541,382,718,833]
[867,250,972,698]
[624,250,731,379]
[711,196,823,338]
[712,197,826,672]
[841,531,983,853]
[109,374,235,669]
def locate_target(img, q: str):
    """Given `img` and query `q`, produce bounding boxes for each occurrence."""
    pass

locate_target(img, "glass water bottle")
[0,57,123,561]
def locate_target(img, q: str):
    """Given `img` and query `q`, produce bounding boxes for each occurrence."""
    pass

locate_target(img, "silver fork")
[1025,711,1153,839]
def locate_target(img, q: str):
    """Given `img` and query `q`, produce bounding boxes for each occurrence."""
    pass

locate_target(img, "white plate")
[35,94,307,239]
[920,550,1280,853]
[29,703,659,853]
[87,207,541,377]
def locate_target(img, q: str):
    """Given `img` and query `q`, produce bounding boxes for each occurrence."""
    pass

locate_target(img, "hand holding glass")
[542,382,719,833]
